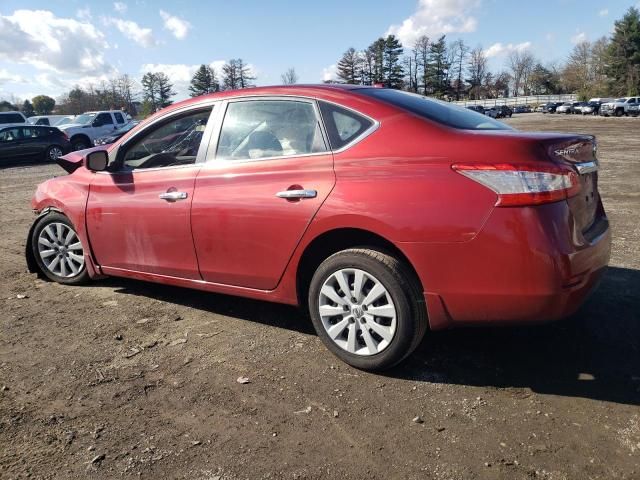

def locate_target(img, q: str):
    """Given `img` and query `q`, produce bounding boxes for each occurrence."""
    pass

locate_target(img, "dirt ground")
[1,113,639,480]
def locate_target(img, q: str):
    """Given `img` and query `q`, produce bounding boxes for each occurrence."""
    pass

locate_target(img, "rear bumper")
[399,202,611,330]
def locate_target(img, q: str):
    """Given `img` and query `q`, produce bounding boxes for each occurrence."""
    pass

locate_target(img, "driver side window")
[122,108,212,170]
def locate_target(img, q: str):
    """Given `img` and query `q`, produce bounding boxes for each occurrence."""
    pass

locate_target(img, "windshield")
[615,98,626,103]
[74,113,96,125]
[54,116,74,126]
[357,89,511,130]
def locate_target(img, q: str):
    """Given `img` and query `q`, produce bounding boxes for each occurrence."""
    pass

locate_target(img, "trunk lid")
[541,134,600,235]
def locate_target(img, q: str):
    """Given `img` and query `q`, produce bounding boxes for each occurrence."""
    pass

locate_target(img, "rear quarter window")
[318,102,374,150]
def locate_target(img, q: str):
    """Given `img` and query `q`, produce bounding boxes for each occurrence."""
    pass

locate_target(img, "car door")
[86,106,215,279]
[20,127,47,157]
[94,112,117,137]
[0,128,22,159]
[191,98,335,290]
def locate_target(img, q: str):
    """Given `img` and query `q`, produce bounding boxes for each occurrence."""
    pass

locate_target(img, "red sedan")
[26,85,611,370]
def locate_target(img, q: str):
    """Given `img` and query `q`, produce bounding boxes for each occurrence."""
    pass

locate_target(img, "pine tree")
[21,99,34,117]
[606,7,640,96]
[189,64,219,97]
[222,59,255,90]
[336,48,362,84]
[141,72,159,110]
[427,35,450,98]
[383,35,405,89]
[156,72,175,107]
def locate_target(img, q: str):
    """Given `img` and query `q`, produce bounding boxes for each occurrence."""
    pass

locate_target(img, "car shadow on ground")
[106,266,639,406]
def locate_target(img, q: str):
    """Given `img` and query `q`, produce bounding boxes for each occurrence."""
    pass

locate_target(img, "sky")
[0,0,636,102]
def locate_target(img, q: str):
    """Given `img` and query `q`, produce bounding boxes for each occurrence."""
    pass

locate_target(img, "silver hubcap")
[49,147,63,160]
[37,222,84,278]
[318,268,397,356]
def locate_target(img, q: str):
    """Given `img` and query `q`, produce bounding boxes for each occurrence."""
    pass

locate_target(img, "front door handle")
[275,189,317,199]
[159,191,188,202]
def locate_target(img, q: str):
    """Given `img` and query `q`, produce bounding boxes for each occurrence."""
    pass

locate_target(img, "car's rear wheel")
[31,212,89,285]
[45,145,63,162]
[308,248,427,370]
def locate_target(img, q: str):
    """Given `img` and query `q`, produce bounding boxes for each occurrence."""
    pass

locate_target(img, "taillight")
[452,163,581,207]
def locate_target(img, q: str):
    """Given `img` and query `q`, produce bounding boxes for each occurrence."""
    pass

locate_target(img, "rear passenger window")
[318,101,373,150]
[217,100,326,161]
[114,112,124,123]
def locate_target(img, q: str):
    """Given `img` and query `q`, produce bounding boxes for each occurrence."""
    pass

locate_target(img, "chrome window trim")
[207,96,331,165]
[103,100,219,175]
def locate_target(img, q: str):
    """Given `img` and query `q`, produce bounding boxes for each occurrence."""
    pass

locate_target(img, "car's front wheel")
[308,248,427,370]
[45,145,63,162]
[31,212,89,285]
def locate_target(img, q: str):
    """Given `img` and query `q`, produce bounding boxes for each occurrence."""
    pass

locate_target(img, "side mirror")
[86,150,109,171]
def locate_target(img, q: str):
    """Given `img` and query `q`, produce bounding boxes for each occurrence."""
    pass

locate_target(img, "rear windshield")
[0,113,25,124]
[357,89,510,130]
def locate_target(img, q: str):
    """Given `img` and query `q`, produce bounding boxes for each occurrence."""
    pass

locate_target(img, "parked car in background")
[600,97,640,117]
[27,115,68,126]
[513,105,531,113]
[571,102,589,114]
[56,110,129,150]
[495,105,513,118]
[556,102,574,114]
[542,102,564,114]
[535,104,545,112]
[26,85,610,370]
[466,105,485,114]
[53,115,78,126]
[581,101,606,115]
[93,121,140,146]
[0,111,27,125]
[484,107,499,118]
[0,125,70,162]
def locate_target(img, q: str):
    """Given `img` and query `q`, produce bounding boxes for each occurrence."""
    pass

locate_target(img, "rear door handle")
[276,189,317,199]
[159,191,188,202]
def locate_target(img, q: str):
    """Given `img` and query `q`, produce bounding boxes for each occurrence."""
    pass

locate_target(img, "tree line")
[332,7,640,100]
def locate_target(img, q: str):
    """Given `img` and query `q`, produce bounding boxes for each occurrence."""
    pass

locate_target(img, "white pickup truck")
[599,97,640,117]
[57,110,130,150]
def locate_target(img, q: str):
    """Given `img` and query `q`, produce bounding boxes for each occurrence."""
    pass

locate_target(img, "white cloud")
[322,64,338,82]
[0,10,111,75]
[140,61,228,99]
[76,7,92,20]
[104,17,157,48]
[571,31,588,44]
[485,41,532,58]
[114,2,128,13]
[0,69,26,84]
[385,0,480,46]
[159,10,191,40]
[598,8,608,17]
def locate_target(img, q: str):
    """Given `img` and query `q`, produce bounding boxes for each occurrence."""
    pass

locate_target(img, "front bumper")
[399,202,611,330]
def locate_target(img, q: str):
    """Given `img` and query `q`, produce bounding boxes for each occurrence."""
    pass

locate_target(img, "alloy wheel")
[37,222,85,278]
[48,146,63,161]
[318,268,397,356]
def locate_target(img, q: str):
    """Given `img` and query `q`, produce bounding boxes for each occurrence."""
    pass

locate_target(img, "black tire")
[615,109,624,117]
[71,137,90,151]
[308,248,427,371]
[44,145,64,162]
[31,212,90,285]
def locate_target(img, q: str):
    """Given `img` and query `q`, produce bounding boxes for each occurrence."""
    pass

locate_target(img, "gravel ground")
[0,113,638,479]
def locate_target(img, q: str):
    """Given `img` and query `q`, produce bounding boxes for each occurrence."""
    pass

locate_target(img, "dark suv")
[0,125,71,163]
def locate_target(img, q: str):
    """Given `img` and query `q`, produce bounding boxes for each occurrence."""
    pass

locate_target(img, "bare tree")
[507,50,535,96]
[413,35,430,94]
[467,46,488,100]
[450,39,469,100]
[281,67,299,85]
